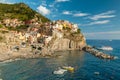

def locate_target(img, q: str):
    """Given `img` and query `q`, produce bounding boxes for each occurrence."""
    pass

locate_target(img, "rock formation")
[46,20,86,51]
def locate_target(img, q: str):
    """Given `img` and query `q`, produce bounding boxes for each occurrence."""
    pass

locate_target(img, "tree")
[77,29,81,33]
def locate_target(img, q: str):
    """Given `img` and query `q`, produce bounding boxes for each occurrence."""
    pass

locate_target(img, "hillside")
[0,3,50,22]
[0,3,86,61]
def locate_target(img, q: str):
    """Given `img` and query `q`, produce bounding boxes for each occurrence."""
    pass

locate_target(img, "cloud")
[37,5,50,15]
[90,10,116,20]
[88,20,110,25]
[52,15,57,18]
[48,0,70,15]
[62,11,71,15]
[55,0,70,2]
[100,10,115,15]
[41,0,47,6]
[0,0,14,4]
[62,11,89,17]
[49,0,70,8]
[49,4,54,7]
[26,2,37,5]
[73,13,89,17]
[77,23,83,26]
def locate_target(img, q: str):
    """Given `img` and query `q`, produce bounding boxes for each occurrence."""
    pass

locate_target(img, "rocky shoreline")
[83,45,117,60]
[0,48,81,63]
[0,48,58,62]
[0,41,82,62]
[0,44,117,62]
[0,45,117,63]
[0,43,56,62]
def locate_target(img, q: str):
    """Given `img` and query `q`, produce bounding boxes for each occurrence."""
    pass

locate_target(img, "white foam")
[0,58,21,64]
[114,56,118,59]
[0,78,3,80]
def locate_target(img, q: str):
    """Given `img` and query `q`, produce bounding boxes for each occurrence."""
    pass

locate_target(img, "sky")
[0,0,120,40]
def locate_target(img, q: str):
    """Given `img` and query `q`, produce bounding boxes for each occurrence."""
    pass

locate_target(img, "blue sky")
[0,0,120,39]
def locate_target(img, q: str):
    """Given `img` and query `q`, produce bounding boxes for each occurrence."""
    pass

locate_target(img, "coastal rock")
[50,38,86,51]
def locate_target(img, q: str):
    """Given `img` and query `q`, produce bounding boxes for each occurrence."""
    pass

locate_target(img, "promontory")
[0,3,86,62]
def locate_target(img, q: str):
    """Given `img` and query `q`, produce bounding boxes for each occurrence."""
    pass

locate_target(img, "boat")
[53,68,67,75]
[62,66,74,71]
[99,46,113,51]
[94,72,100,75]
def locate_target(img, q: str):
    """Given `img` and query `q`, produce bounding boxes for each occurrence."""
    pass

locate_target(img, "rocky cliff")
[45,20,86,51]
[50,38,86,51]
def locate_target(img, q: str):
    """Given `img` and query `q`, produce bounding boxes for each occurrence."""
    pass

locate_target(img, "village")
[0,17,116,62]
[0,18,84,62]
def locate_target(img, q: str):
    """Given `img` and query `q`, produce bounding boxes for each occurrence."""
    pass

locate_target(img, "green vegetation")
[0,35,6,42]
[71,29,81,34]
[0,31,9,34]
[0,36,3,41]
[15,25,29,31]
[0,36,2,39]
[63,26,71,31]
[77,29,81,33]
[7,25,28,31]
[0,3,50,22]
[63,28,82,42]
[0,24,3,28]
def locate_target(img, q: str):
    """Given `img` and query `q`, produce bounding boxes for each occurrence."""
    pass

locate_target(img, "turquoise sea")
[0,40,120,80]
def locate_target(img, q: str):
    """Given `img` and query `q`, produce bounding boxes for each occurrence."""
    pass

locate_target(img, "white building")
[53,30,63,38]
[45,36,53,44]
[72,24,78,32]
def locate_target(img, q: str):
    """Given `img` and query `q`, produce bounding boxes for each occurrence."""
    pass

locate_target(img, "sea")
[0,40,120,80]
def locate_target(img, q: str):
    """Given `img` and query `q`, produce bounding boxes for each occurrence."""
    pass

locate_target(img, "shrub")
[7,25,28,31]
[0,24,3,28]
[0,36,3,41]
[77,29,81,33]
[1,31,9,34]
[16,25,29,30]
[63,26,71,31]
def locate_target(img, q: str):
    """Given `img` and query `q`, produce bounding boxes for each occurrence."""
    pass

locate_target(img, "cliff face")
[51,38,86,51]
[47,20,86,51]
